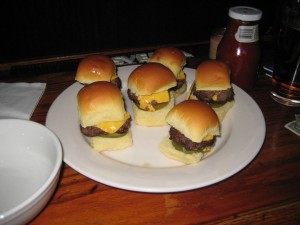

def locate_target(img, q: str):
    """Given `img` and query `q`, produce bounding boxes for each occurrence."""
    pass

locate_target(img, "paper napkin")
[0,82,46,120]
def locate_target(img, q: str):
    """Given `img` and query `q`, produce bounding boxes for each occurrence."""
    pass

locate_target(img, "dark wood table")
[1,45,300,224]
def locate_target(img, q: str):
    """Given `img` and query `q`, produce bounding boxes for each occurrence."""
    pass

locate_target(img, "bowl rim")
[0,119,62,222]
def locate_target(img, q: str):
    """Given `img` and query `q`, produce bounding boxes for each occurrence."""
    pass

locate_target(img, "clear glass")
[271,0,300,107]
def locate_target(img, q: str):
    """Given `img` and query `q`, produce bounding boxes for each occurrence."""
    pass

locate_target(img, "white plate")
[46,65,265,193]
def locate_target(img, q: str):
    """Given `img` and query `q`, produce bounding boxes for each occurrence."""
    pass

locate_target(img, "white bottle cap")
[229,6,262,21]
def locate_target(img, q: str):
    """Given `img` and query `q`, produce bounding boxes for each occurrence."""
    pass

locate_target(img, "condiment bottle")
[217,6,263,91]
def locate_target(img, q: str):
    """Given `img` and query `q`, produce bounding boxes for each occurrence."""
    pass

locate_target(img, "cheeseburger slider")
[75,54,121,88]
[77,81,132,151]
[127,62,177,126]
[189,60,235,121]
[148,47,187,95]
[160,100,220,164]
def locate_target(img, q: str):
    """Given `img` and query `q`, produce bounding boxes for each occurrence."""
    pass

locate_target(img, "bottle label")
[235,25,259,43]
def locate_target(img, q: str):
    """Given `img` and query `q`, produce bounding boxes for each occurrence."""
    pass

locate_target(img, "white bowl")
[0,119,62,225]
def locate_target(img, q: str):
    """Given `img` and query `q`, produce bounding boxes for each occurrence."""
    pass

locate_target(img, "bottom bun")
[213,100,235,122]
[132,92,175,126]
[159,136,206,164]
[90,131,133,152]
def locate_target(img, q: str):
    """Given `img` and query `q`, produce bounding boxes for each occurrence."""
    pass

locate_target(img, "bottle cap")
[229,6,262,21]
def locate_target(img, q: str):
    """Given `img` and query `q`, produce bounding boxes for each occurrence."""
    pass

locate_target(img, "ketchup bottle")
[217,6,263,91]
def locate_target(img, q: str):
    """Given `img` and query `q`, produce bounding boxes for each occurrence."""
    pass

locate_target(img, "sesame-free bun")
[195,60,231,91]
[213,100,235,122]
[90,131,133,152]
[75,55,116,84]
[128,63,176,95]
[159,136,204,164]
[77,81,126,128]
[159,100,220,164]
[149,47,186,77]
[166,100,220,143]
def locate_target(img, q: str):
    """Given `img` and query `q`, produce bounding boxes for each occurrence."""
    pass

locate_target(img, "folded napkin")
[0,82,46,120]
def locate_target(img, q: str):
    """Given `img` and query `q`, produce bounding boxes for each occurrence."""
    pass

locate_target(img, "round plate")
[46,65,265,193]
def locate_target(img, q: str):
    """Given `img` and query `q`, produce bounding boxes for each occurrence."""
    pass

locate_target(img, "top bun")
[75,55,116,84]
[166,100,220,142]
[148,47,186,77]
[128,63,176,95]
[195,60,231,91]
[77,81,126,127]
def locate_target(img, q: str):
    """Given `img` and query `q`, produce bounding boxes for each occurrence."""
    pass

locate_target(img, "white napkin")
[0,82,46,120]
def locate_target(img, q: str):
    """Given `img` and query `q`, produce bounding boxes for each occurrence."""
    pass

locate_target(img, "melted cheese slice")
[110,73,118,81]
[96,112,130,134]
[212,94,218,101]
[177,70,185,80]
[138,91,170,112]
[203,135,214,141]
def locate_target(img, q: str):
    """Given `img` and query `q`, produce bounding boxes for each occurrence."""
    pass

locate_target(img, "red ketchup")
[217,6,263,91]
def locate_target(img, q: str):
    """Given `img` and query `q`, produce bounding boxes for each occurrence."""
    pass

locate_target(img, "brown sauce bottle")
[217,6,263,91]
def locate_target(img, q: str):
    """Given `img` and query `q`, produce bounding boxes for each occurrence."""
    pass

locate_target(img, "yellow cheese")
[138,91,170,112]
[177,70,185,80]
[96,112,130,134]
[203,134,214,141]
[110,73,118,81]
[212,94,218,101]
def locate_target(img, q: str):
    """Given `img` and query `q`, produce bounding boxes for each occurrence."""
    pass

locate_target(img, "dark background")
[0,0,279,63]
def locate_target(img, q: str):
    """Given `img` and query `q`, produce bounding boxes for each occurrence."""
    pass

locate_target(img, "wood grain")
[1,54,300,225]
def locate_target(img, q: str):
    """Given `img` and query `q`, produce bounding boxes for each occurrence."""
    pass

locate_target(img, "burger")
[159,100,220,164]
[127,62,177,126]
[75,54,121,88]
[148,47,187,95]
[77,81,132,151]
[189,60,235,121]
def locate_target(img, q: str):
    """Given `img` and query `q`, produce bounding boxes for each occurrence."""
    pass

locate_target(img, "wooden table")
[1,47,300,224]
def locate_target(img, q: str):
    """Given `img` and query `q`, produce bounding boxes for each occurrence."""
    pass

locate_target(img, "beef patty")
[169,127,216,151]
[80,118,131,137]
[111,77,122,89]
[193,87,234,104]
[170,77,186,92]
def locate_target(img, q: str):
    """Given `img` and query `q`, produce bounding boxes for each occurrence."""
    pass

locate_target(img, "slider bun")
[128,63,176,95]
[90,131,133,152]
[75,55,116,84]
[166,100,220,143]
[195,60,231,91]
[149,47,186,77]
[213,100,235,122]
[77,81,126,127]
[159,136,204,164]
